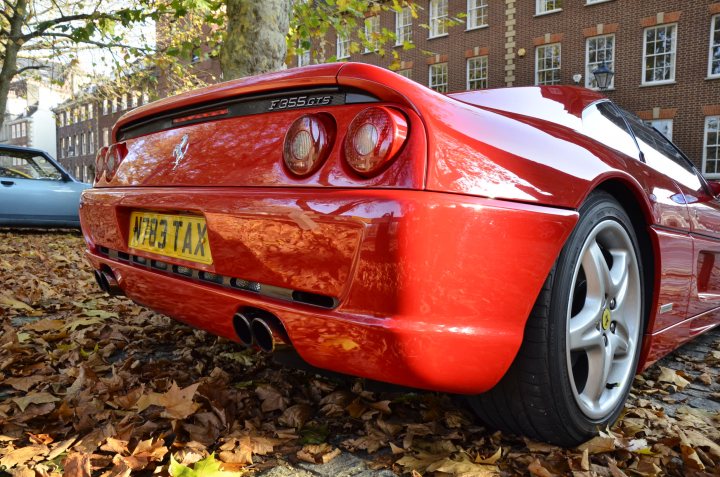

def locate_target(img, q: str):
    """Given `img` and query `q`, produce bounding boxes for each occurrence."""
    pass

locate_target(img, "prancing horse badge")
[172,134,190,170]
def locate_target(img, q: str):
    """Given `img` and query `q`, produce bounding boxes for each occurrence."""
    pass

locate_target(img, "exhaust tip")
[100,270,123,296]
[94,270,108,292]
[251,318,275,353]
[232,312,253,346]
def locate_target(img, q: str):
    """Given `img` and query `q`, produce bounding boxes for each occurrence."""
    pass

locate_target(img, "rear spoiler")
[113,63,443,142]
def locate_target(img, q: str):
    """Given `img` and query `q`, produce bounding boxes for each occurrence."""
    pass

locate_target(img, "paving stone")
[256,463,314,477]
[296,453,379,477]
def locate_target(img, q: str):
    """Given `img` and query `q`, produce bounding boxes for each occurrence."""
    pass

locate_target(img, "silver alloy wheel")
[566,219,641,420]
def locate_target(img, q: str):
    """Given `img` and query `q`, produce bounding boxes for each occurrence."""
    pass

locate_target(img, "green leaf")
[169,454,241,477]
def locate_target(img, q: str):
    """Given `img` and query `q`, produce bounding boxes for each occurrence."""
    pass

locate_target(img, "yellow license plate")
[128,211,213,265]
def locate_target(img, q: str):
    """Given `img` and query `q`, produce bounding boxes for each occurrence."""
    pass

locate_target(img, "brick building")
[323,0,720,177]
[54,89,151,182]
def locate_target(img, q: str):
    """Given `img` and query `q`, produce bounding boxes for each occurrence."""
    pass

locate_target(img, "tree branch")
[33,31,151,51]
[14,64,47,75]
[20,10,150,42]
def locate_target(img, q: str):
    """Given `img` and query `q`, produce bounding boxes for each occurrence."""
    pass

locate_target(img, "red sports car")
[80,63,720,446]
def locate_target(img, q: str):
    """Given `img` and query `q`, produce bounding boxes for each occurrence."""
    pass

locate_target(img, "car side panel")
[0,178,85,224]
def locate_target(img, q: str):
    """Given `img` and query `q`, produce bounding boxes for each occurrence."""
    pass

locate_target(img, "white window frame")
[102,128,109,148]
[336,32,350,59]
[89,131,95,153]
[364,15,380,53]
[643,119,673,140]
[642,23,677,85]
[429,0,448,38]
[102,99,109,115]
[395,6,413,45]
[704,115,720,178]
[536,0,562,15]
[467,0,488,30]
[535,43,561,85]
[585,34,615,90]
[428,62,448,93]
[467,56,488,90]
[20,122,26,137]
[709,14,720,79]
[298,49,311,67]
[87,103,93,119]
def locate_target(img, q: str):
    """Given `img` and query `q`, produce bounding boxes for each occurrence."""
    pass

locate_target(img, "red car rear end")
[80,63,577,395]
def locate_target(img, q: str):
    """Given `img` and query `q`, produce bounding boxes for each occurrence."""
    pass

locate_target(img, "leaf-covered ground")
[0,230,719,477]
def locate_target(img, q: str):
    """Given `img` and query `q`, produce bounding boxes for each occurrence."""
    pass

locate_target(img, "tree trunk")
[0,0,27,133]
[220,0,291,80]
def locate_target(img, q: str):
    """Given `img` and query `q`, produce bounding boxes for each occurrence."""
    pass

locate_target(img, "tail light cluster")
[282,106,408,178]
[94,142,128,184]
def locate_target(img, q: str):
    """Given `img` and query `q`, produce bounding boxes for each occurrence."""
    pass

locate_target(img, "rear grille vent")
[94,246,337,309]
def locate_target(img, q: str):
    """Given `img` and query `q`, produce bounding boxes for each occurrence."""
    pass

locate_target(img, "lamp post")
[592,61,615,91]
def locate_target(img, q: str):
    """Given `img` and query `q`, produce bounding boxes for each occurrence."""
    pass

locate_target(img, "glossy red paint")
[81,62,720,393]
[81,189,578,393]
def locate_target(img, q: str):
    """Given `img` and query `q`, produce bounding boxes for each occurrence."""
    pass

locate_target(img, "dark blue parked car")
[0,145,90,227]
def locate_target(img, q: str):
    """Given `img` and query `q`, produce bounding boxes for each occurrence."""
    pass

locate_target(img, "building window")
[536,0,562,15]
[336,32,350,59]
[643,24,677,85]
[20,122,26,137]
[643,119,673,140]
[89,131,95,153]
[81,133,87,155]
[131,93,139,108]
[397,69,412,79]
[395,6,413,45]
[58,112,65,127]
[102,99,109,115]
[87,104,93,120]
[142,91,149,104]
[429,0,448,38]
[710,15,720,78]
[467,56,488,90]
[467,0,488,30]
[429,62,448,93]
[121,94,128,111]
[103,128,109,147]
[704,116,720,177]
[586,34,615,89]
[112,98,118,113]
[364,15,380,52]
[536,43,561,85]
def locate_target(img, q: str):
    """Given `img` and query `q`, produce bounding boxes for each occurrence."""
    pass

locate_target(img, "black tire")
[467,191,645,446]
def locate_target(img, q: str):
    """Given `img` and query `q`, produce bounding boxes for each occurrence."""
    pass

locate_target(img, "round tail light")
[105,142,127,181]
[283,114,335,176]
[94,146,108,183]
[344,107,408,176]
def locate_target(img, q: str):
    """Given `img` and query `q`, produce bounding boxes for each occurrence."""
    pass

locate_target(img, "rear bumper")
[80,187,578,393]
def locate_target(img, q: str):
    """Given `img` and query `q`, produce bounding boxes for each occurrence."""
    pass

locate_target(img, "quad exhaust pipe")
[233,310,287,352]
[94,269,124,297]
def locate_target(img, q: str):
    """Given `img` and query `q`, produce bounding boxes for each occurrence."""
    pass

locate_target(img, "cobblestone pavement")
[258,326,720,477]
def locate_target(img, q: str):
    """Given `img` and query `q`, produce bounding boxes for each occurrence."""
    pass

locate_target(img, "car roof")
[0,144,51,156]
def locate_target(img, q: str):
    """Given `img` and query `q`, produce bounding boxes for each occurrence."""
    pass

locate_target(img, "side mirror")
[708,180,720,198]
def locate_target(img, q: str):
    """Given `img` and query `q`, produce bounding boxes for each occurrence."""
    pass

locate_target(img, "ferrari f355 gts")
[80,63,720,445]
